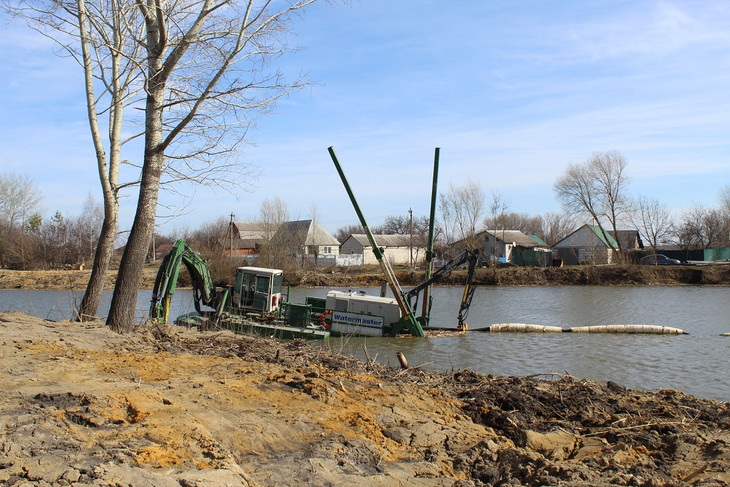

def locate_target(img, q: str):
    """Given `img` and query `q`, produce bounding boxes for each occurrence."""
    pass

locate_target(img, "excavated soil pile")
[1,311,728,486]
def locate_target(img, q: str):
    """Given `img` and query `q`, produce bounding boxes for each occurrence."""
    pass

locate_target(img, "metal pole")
[421,147,439,321]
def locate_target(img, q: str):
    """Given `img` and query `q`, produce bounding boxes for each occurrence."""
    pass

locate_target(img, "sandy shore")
[0,311,728,486]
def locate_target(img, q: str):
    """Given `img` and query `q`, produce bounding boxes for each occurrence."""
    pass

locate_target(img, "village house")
[222,221,276,258]
[552,224,626,265]
[225,220,339,264]
[451,229,550,266]
[272,220,340,265]
[340,234,426,266]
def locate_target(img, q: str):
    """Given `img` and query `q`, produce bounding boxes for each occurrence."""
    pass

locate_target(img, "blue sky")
[1,0,729,237]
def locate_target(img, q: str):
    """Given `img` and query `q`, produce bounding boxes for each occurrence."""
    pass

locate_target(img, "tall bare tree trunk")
[106,6,165,332]
[106,147,163,331]
[74,0,125,319]
[106,163,161,331]
[77,209,117,319]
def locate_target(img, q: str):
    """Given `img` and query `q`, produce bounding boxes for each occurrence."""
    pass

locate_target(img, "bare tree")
[5,0,147,316]
[485,212,542,236]
[0,173,43,269]
[74,194,104,265]
[720,185,730,216]
[38,211,68,269]
[378,214,428,239]
[260,197,290,240]
[439,180,485,249]
[258,197,291,268]
[554,151,630,259]
[540,211,575,247]
[7,0,320,330]
[633,196,673,256]
[592,151,631,248]
[485,191,510,230]
[719,186,730,248]
[335,224,365,243]
[677,205,728,250]
[189,216,230,251]
[0,172,43,230]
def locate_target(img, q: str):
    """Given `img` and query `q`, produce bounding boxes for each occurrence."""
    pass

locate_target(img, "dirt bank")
[0,267,161,291]
[395,263,730,288]
[3,263,729,291]
[1,312,728,486]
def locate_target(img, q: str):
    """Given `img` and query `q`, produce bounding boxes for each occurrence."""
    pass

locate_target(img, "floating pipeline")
[467,323,687,334]
[568,324,686,334]
[487,323,564,333]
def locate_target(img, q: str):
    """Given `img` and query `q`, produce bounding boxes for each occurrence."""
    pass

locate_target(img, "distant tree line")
[2,153,729,272]
[0,172,103,270]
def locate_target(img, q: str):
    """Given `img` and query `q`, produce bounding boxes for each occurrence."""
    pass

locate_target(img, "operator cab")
[231,267,283,314]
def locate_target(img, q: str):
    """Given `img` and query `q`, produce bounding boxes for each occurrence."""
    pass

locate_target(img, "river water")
[1,285,728,402]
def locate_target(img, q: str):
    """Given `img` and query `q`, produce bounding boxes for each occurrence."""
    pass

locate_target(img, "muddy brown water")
[1,285,728,402]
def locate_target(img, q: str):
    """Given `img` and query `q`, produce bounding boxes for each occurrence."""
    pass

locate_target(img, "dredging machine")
[148,147,483,339]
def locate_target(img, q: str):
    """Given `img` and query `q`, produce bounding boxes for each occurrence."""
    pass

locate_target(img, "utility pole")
[229,213,235,258]
[409,207,413,268]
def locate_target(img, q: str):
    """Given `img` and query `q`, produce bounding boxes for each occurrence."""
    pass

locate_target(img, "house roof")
[274,220,340,247]
[233,220,339,248]
[231,221,275,250]
[233,221,268,232]
[233,221,276,241]
[345,234,420,248]
[589,225,620,249]
[528,234,548,247]
[483,230,547,248]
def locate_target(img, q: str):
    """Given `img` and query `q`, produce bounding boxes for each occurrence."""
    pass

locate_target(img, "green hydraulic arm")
[328,146,424,337]
[149,239,228,324]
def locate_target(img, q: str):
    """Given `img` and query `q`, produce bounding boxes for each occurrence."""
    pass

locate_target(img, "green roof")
[588,225,619,249]
[528,234,548,247]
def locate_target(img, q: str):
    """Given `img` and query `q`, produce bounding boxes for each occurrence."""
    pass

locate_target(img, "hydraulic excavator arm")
[406,249,482,331]
[149,239,228,324]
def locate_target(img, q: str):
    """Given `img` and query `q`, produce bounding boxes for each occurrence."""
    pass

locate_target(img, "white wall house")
[340,234,425,266]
